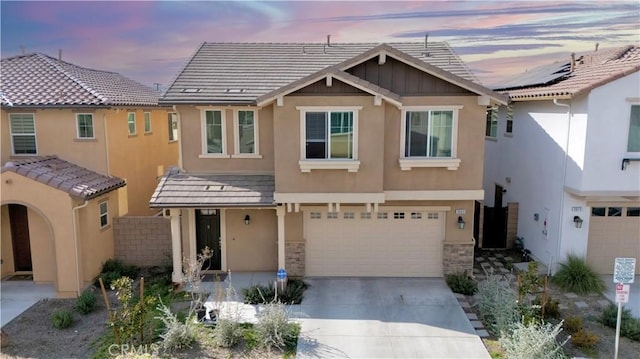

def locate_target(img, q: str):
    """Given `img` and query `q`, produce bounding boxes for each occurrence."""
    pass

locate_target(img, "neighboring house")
[151,41,507,283]
[482,45,640,274]
[0,53,179,296]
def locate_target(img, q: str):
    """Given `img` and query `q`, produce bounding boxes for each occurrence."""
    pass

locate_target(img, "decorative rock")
[470,320,484,329]
[454,293,466,299]
[575,301,589,309]
[459,301,471,308]
[559,304,569,310]
[564,292,578,299]
[476,329,490,337]
[466,313,478,320]
[597,300,611,307]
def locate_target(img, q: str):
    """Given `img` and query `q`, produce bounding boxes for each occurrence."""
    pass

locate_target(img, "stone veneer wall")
[506,202,519,249]
[114,216,172,267]
[285,241,305,277]
[443,242,474,275]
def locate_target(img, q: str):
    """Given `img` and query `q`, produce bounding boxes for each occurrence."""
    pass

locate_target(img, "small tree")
[109,277,155,345]
[182,247,213,318]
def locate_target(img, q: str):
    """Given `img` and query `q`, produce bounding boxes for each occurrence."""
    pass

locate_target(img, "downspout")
[72,200,89,296]
[173,105,184,171]
[552,98,571,275]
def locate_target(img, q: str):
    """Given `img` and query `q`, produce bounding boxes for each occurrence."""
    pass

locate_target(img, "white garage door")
[587,205,640,275]
[305,208,444,277]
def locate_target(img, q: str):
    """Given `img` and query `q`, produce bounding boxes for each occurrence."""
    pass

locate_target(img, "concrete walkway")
[0,280,56,327]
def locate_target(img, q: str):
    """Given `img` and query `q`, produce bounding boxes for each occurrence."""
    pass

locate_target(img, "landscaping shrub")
[94,259,139,288]
[476,274,520,335]
[622,318,640,341]
[531,295,561,319]
[498,321,568,359]
[212,318,243,348]
[255,302,300,350]
[563,316,583,334]
[600,303,640,342]
[155,299,198,351]
[570,329,598,348]
[243,279,308,304]
[76,289,97,314]
[551,254,605,295]
[51,309,74,329]
[445,272,478,295]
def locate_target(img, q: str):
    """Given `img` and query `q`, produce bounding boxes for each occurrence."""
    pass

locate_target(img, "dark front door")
[196,209,221,270]
[9,204,33,272]
[482,185,508,248]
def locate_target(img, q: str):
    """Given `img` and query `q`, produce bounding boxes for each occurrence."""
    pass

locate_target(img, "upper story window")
[202,109,226,156]
[76,113,94,139]
[234,110,259,156]
[99,201,109,228]
[127,112,136,135]
[297,106,361,172]
[505,103,514,135]
[627,104,639,153]
[144,112,151,133]
[168,113,178,142]
[485,105,498,138]
[9,113,37,155]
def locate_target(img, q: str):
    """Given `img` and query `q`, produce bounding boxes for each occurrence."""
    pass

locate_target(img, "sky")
[1,1,639,89]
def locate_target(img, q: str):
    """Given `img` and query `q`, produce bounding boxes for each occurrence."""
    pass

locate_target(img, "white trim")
[127,112,137,135]
[299,159,360,172]
[399,107,460,164]
[326,75,333,87]
[399,158,461,170]
[298,106,361,165]
[276,206,286,269]
[378,52,386,65]
[143,112,152,133]
[233,109,260,156]
[401,105,464,111]
[626,104,640,154]
[296,106,364,111]
[220,209,227,271]
[75,113,95,139]
[99,200,109,228]
[201,109,227,156]
[188,209,197,262]
[274,192,385,204]
[301,205,452,212]
[9,113,38,155]
[231,154,263,159]
[384,190,484,201]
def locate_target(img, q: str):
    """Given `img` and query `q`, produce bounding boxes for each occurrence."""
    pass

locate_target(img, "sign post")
[613,258,636,359]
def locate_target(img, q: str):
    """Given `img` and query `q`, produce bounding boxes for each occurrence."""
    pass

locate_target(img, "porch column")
[276,206,286,269]
[170,209,183,283]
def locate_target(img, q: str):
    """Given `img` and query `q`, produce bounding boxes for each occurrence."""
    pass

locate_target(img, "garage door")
[305,208,444,277]
[587,205,640,274]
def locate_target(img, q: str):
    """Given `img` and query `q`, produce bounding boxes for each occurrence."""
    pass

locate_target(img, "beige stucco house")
[151,42,507,283]
[0,53,179,296]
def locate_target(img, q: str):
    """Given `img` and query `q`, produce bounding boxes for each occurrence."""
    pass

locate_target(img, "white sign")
[615,283,630,303]
[613,257,636,284]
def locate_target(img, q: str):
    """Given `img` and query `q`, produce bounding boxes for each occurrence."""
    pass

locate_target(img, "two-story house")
[0,53,179,296]
[483,45,640,275]
[150,42,507,283]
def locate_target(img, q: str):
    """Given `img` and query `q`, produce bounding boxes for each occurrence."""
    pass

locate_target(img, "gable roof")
[161,42,493,105]
[494,45,640,101]
[1,53,159,107]
[1,156,125,200]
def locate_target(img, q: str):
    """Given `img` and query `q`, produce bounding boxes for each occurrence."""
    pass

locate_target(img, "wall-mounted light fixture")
[573,216,583,229]
[244,214,251,225]
[534,213,540,221]
[457,216,465,230]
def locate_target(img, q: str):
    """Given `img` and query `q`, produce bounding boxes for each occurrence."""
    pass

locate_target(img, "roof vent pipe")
[570,52,575,72]
[424,33,429,49]
[327,34,331,47]
[58,49,62,61]
[595,43,599,52]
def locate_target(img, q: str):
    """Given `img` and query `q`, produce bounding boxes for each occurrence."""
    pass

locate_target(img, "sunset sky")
[1,1,638,89]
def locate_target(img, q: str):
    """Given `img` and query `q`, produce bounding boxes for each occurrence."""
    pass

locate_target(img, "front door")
[9,204,33,272]
[196,209,221,270]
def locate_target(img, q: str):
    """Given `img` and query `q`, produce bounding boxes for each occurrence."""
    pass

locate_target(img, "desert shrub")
[499,321,568,359]
[212,318,244,348]
[76,289,97,314]
[622,318,640,341]
[445,272,478,295]
[551,254,605,295]
[564,316,583,334]
[155,299,198,351]
[600,303,633,328]
[531,295,561,319]
[51,309,74,329]
[243,279,308,304]
[476,274,520,335]
[255,302,300,350]
[571,329,598,348]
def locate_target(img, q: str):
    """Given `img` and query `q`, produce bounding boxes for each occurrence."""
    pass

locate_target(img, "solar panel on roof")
[494,61,571,90]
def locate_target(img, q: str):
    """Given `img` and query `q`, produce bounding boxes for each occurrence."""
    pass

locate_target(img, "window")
[427,213,439,219]
[591,207,606,216]
[627,207,640,217]
[99,201,109,228]
[505,103,514,134]
[393,212,405,219]
[76,113,94,139]
[305,111,354,159]
[608,207,622,217]
[377,212,388,219]
[360,212,371,219]
[310,212,321,219]
[235,110,257,155]
[343,212,355,219]
[168,113,178,141]
[404,110,453,157]
[327,212,338,219]
[127,112,136,135]
[627,105,640,152]
[485,105,498,138]
[9,113,37,154]
[144,112,151,133]
[204,110,225,154]
[411,212,422,219]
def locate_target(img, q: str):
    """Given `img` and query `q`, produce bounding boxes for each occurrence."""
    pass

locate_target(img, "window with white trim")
[627,104,640,152]
[344,212,355,219]
[9,113,37,154]
[377,212,388,219]
[99,201,109,228]
[310,212,321,219]
[360,212,371,219]
[168,113,178,141]
[505,103,514,134]
[144,112,151,133]
[393,212,405,219]
[305,111,354,159]
[127,112,136,135]
[76,113,94,139]
[203,110,225,154]
[327,212,338,219]
[485,105,498,138]
[235,110,257,155]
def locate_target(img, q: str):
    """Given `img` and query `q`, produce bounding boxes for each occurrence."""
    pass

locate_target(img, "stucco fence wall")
[113,216,172,267]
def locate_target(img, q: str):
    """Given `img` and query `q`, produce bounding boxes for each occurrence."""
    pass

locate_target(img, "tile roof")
[1,53,159,107]
[1,156,125,200]
[494,45,640,101]
[150,167,275,208]
[162,42,481,104]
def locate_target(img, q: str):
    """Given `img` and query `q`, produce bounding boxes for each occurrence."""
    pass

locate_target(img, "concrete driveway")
[296,278,490,359]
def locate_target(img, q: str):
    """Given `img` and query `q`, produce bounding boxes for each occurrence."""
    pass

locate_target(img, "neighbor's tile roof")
[150,167,275,208]
[1,156,125,200]
[162,42,480,104]
[494,45,640,101]
[1,53,159,107]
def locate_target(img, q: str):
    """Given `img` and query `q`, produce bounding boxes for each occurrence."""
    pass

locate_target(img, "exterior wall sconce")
[573,216,583,229]
[457,216,465,230]
[244,214,251,225]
